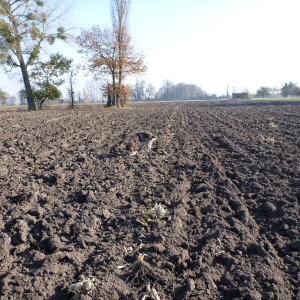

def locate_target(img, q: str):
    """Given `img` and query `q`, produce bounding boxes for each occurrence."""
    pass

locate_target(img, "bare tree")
[18,89,27,105]
[157,80,175,100]
[156,81,208,100]
[77,26,117,106]
[111,0,129,100]
[77,0,146,107]
[281,82,299,98]
[76,90,82,103]
[256,87,271,99]
[132,79,146,101]
[111,0,146,106]
[85,78,103,103]
[8,95,16,105]
[271,86,279,98]
[145,83,156,100]
[66,63,80,108]
[82,88,88,103]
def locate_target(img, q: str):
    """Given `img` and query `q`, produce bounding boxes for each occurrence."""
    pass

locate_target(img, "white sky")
[1,0,300,96]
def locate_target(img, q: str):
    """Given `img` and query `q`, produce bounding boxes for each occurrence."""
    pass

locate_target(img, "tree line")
[130,79,215,101]
[256,82,300,99]
[2,79,300,107]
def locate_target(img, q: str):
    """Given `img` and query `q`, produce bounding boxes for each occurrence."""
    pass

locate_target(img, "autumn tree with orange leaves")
[77,0,146,107]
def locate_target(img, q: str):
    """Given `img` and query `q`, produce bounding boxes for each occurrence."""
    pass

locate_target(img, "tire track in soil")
[152,103,293,299]
[198,106,299,250]
[183,103,297,299]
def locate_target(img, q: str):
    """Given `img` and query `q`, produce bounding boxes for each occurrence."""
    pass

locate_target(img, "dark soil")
[0,100,299,300]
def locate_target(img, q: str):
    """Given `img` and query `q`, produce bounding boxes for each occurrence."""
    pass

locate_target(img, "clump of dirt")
[0,100,299,299]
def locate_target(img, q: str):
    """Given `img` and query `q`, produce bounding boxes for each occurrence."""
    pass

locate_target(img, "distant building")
[232,92,250,99]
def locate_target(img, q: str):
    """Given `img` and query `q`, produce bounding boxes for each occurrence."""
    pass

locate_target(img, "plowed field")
[0,100,299,300]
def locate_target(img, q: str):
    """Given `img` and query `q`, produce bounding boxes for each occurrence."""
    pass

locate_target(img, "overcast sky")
[1,0,300,96]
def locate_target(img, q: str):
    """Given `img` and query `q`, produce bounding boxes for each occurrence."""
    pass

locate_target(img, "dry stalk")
[145,282,161,300]
[259,134,276,144]
[206,274,217,290]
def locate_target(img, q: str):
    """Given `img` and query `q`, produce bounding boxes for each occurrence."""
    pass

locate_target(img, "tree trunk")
[70,86,74,109]
[71,93,74,109]
[116,93,119,107]
[105,82,112,107]
[20,62,36,111]
[111,76,116,106]
[116,69,122,107]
